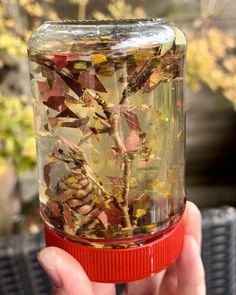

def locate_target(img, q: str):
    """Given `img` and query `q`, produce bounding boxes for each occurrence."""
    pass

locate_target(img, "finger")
[92,282,116,295]
[121,272,165,295]
[158,201,202,294]
[183,201,202,249]
[159,263,177,295]
[176,235,206,295]
[38,247,94,295]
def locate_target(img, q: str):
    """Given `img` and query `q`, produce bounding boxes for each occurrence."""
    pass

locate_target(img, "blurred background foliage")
[0,0,236,234]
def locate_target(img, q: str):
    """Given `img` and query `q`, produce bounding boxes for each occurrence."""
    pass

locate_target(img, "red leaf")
[63,205,74,229]
[58,73,83,97]
[97,211,108,228]
[111,146,123,154]
[90,127,98,135]
[124,130,140,151]
[54,55,67,70]
[105,204,122,225]
[78,71,107,92]
[38,77,68,102]
[43,96,67,111]
[37,81,49,93]
[107,176,124,187]
[57,189,77,202]
[48,200,61,217]
[123,111,141,131]
[56,107,78,118]
[44,163,53,187]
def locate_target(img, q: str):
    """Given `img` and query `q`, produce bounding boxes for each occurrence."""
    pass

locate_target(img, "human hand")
[37,201,206,295]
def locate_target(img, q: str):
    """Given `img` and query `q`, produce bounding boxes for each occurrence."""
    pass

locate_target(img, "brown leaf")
[90,127,98,135]
[107,176,124,187]
[123,111,141,131]
[48,200,61,217]
[78,71,107,92]
[57,189,77,202]
[105,204,122,225]
[111,146,123,154]
[58,73,83,97]
[44,163,53,187]
[63,205,74,229]
[56,108,78,118]
[121,58,158,101]
[43,96,67,111]
[61,117,89,131]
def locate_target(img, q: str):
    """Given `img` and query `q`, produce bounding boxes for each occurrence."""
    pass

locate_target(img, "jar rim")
[44,18,168,27]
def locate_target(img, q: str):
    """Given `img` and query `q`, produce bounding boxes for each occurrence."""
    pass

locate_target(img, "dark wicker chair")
[0,206,235,295]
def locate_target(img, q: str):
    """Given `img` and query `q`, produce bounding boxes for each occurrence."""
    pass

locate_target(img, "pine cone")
[56,172,101,235]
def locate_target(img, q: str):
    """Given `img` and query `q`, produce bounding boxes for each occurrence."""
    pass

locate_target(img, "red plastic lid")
[45,219,184,283]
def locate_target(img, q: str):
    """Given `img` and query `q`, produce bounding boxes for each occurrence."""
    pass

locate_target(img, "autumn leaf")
[111,146,123,154]
[90,127,98,135]
[107,176,124,187]
[135,208,146,218]
[63,204,74,229]
[61,117,89,131]
[105,204,122,225]
[91,53,107,65]
[91,195,100,204]
[124,130,140,151]
[47,200,61,217]
[44,163,53,187]
[150,180,171,197]
[57,73,83,97]
[43,96,67,111]
[54,55,67,70]
[123,111,141,131]
[97,211,108,228]
[56,107,78,118]
[78,71,107,92]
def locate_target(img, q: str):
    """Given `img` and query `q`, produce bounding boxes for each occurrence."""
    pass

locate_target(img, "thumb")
[37,247,94,295]
[176,235,206,295]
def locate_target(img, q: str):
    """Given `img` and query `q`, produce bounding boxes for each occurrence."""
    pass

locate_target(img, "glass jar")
[28,19,186,282]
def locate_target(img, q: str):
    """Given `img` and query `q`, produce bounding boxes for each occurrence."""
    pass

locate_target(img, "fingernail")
[37,248,62,288]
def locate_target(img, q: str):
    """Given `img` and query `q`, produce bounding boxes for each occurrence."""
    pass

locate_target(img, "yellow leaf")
[91,54,107,65]
[135,208,146,218]
[115,193,123,204]
[104,198,112,209]
[133,49,151,63]
[150,180,170,197]
[91,195,99,204]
